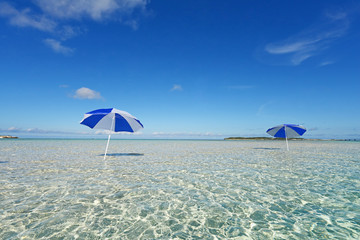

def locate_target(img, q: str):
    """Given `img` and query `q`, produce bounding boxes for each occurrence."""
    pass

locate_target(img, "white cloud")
[35,0,118,20]
[73,87,102,99]
[0,1,150,52]
[6,126,22,132]
[263,10,350,66]
[170,84,183,91]
[0,0,149,22]
[0,2,56,31]
[44,38,74,55]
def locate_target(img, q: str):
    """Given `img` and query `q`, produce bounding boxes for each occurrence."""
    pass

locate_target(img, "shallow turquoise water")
[0,139,359,239]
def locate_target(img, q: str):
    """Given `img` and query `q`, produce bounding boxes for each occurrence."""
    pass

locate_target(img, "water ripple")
[0,140,359,239]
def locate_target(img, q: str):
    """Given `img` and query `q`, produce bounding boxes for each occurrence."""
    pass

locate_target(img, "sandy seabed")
[1,139,359,239]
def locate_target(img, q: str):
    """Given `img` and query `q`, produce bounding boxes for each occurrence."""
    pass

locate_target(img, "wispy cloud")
[263,9,350,66]
[4,126,22,132]
[34,0,148,21]
[124,19,139,30]
[1,127,73,135]
[256,101,274,117]
[35,0,118,21]
[170,84,183,92]
[0,0,150,52]
[151,131,225,139]
[319,61,334,67]
[0,126,143,136]
[58,25,83,41]
[227,85,254,90]
[0,2,56,31]
[73,87,102,99]
[94,130,143,135]
[44,38,74,55]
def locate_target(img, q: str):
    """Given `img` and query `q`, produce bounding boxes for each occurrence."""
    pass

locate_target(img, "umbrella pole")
[285,135,289,151]
[104,134,111,160]
[104,115,115,160]
[285,126,289,151]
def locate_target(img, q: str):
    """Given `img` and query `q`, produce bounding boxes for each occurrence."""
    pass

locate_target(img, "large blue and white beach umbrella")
[80,108,144,159]
[266,124,306,151]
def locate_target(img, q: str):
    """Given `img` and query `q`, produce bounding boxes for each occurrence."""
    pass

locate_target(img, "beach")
[0,139,359,239]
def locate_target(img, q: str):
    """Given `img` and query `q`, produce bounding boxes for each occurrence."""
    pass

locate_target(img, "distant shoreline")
[0,135,18,139]
[0,135,358,141]
[224,137,359,141]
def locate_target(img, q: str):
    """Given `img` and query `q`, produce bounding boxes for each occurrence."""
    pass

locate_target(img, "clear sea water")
[0,139,359,239]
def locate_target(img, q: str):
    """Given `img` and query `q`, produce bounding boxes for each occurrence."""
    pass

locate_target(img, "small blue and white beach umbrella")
[80,108,143,159]
[266,124,306,151]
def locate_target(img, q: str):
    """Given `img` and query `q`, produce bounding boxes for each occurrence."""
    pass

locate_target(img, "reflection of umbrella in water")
[80,108,143,159]
[266,124,306,151]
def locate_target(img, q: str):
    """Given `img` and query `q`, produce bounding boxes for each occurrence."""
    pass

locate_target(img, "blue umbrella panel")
[266,124,306,151]
[80,108,143,159]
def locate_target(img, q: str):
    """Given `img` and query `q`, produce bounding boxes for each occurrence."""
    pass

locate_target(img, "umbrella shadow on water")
[99,153,144,157]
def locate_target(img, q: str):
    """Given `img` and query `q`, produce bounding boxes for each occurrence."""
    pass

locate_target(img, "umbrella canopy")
[80,108,143,132]
[266,124,306,150]
[266,124,306,138]
[80,108,143,159]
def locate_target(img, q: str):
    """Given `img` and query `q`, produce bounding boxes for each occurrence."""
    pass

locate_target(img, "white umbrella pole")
[285,126,289,151]
[104,115,115,160]
[104,134,111,160]
[285,135,289,151]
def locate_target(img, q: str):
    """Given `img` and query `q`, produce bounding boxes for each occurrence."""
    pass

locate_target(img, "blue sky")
[0,0,359,139]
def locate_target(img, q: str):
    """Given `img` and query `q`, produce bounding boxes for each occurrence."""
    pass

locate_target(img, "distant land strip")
[224,137,359,141]
[225,137,305,141]
[0,135,18,139]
